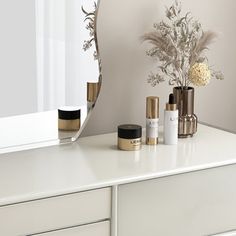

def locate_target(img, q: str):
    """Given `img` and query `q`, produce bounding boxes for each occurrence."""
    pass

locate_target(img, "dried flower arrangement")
[141,0,224,89]
[82,2,99,60]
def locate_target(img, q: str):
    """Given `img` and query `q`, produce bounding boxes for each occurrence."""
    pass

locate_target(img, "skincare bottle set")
[117,93,178,151]
[146,94,178,146]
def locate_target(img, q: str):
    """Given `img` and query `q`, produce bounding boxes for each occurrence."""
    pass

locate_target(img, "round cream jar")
[118,124,142,151]
[58,107,81,131]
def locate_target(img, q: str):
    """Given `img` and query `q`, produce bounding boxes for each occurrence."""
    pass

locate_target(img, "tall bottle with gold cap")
[87,82,100,110]
[164,93,178,145]
[146,96,159,145]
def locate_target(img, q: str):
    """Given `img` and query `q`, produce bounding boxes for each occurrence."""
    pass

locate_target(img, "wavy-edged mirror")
[0,0,101,153]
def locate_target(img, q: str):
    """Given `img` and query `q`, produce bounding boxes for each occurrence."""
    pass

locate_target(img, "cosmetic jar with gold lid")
[118,124,142,151]
[58,107,81,131]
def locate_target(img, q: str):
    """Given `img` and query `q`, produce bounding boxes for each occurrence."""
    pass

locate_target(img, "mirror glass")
[0,0,101,153]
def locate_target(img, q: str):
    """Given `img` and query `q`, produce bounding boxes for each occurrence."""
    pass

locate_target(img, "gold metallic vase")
[173,87,198,138]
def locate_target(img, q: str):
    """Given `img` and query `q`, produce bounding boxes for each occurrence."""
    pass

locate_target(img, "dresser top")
[0,124,236,206]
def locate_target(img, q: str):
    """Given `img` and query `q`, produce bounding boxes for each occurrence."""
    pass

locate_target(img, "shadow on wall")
[82,0,236,136]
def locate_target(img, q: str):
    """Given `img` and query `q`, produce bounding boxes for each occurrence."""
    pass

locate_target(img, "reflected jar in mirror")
[118,125,142,151]
[58,107,81,131]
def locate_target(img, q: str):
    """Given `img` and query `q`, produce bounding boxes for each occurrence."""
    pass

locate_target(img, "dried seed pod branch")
[142,0,224,88]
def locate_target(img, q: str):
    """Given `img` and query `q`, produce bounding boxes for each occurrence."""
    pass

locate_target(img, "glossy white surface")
[211,231,236,236]
[0,124,236,206]
[210,230,236,236]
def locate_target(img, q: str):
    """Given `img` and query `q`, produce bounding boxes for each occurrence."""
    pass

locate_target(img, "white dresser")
[0,125,236,236]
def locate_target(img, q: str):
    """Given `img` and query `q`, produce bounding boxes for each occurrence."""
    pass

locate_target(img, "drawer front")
[118,165,236,236]
[36,221,110,236]
[0,188,111,236]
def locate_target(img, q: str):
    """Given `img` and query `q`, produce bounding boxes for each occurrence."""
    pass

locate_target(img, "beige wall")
[83,0,236,136]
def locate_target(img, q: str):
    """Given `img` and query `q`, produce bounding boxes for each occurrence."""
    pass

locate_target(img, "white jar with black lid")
[118,124,142,151]
[58,107,81,131]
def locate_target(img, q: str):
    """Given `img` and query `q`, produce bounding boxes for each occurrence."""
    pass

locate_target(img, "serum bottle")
[146,96,159,145]
[164,94,178,145]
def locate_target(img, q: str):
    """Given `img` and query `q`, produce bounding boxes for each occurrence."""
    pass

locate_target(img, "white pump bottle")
[164,94,178,145]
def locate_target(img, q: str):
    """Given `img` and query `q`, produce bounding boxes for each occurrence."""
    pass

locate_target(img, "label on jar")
[146,118,159,138]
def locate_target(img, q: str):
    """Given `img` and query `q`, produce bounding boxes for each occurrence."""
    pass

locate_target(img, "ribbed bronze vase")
[173,87,198,138]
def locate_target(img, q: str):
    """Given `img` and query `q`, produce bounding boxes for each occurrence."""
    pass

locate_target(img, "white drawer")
[118,165,236,236]
[0,188,111,236]
[36,221,110,236]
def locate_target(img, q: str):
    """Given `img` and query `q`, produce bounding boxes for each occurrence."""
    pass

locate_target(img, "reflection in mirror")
[0,0,101,153]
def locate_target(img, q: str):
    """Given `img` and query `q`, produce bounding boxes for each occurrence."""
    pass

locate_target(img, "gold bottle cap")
[87,82,100,103]
[146,96,159,119]
[166,103,177,111]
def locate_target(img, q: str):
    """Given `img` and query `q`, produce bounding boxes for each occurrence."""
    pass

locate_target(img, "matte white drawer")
[118,165,236,236]
[36,221,110,236]
[0,188,111,236]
